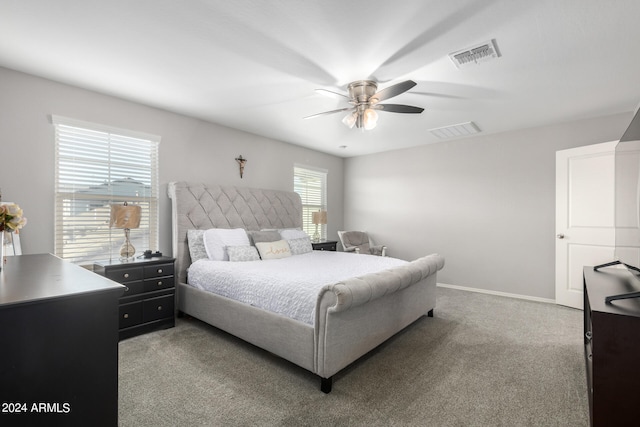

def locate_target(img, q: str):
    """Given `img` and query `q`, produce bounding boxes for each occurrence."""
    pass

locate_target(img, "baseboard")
[437,283,556,304]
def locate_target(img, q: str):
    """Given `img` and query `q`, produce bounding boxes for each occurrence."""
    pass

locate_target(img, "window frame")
[293,164,328,240]
[52,115,160,264]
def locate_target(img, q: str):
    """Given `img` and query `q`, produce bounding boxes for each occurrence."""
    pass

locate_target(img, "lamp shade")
[312,210,327,225]
[110,204,141,229]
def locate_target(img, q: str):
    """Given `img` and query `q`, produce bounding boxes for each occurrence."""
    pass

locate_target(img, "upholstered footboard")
[314,253,444,392]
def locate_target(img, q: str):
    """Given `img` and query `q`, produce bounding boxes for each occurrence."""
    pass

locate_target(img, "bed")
[168,181,444,392]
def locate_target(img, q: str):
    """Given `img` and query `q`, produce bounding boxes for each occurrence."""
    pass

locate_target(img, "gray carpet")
[118,287,589,426]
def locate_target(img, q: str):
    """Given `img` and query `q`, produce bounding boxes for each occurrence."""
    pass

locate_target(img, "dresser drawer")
[144,263,174,279]
[106,267,143,283]
[120,280,144,297]
[143,275,175,292]
[143,294,174,323]
[119,301,142,329]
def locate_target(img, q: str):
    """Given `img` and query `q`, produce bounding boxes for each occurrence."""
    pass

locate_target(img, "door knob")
[557,234,565,239]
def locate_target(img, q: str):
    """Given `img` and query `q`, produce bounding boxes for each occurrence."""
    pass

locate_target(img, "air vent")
[429,122,481,139]
[449,39,500,68]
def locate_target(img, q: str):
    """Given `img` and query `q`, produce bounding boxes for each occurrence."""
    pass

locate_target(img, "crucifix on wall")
[235,155,247,178]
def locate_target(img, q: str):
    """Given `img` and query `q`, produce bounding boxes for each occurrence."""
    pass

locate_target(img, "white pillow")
[279,228,308,240]
[203,228,250,261]
[255,240,292,260]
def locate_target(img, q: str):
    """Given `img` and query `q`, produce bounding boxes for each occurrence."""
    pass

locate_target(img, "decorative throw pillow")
[247,230,281,246]
[278,228,307,240]
[255,239,292,260]
[288,237,313,255]
[203,228,250,261]
[187,229,208,262]
[226,245,261,262]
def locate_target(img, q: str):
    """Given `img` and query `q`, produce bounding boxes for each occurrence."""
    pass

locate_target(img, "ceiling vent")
[449,39,500,68]
[429,121,481,139]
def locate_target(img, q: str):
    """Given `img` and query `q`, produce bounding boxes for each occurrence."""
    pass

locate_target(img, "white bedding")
[187,251,407,325]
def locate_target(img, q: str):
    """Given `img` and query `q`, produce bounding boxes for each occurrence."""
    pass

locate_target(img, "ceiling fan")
[304,80,424,130]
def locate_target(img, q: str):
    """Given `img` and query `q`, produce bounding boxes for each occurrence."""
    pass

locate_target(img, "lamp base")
[119,229,136,260]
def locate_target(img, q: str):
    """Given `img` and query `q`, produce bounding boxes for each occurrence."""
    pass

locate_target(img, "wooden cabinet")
[94,256,175,340]
[0,254,124,426]
[312,240,337,251]
[583,267,640,426]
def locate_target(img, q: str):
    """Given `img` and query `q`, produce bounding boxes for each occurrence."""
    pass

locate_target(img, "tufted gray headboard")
[167,182,303,283]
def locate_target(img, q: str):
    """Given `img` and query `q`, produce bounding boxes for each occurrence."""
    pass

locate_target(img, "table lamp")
[312,210,327,243]
[110,202,141,259]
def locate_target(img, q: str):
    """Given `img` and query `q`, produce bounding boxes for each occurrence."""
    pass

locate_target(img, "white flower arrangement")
[0,203,27,233]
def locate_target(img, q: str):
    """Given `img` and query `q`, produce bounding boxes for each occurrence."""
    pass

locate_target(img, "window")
[294,165,327,240]
[52,116,160,264]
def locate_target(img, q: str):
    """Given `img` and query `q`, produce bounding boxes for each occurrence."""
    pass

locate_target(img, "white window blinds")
[294,165,327,239]
[52,116,160,264]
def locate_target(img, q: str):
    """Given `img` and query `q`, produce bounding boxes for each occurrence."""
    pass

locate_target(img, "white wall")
[344,113,632,300]
[0,67,344,257]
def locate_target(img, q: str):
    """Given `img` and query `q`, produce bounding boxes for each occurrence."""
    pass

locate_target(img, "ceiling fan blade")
[370,80,417,103]
[373,104,424,114]
[315,88,350,100]
[304,107,354,119]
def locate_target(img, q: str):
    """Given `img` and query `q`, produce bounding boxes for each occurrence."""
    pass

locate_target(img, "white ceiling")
[2,0,640,157]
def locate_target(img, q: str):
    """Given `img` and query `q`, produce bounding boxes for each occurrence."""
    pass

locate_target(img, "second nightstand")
[94,256,176,340]
[312,240,338,251]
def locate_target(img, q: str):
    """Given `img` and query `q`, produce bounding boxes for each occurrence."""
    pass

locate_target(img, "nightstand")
[94,256,175,340]
[312,240,338,251]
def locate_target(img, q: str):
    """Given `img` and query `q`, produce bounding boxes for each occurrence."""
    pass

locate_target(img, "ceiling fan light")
[364,108,378,122]
[342,112,357,128]
[363,108,378,130]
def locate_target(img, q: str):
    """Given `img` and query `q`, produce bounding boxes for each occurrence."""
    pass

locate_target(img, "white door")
[555,141,617,309]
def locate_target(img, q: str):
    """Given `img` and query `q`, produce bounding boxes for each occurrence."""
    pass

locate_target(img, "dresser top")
[584,266,640,317]
[93,256,174,268]
[0,254,124,308]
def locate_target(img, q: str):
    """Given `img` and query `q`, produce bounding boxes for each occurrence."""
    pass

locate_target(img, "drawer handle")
[585,331,592,341]
[157,268,163,274]
[124,273,129,279]
[157,281,163,286]
[157,305,163,311]
[123,313,129,319]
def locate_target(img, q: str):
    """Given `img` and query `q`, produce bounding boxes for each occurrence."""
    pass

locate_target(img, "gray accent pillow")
[288,237,313,255]
[279,228,307,240]
[187,229,207,262]
[227,245,261,262]
[247,230,281,246]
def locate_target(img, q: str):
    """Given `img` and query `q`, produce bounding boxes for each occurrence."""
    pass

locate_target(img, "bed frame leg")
[320,377,333,393]
[427,309,434,317]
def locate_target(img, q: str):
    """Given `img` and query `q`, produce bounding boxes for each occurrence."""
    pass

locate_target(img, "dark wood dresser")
[583,266,640,427]
[94,256,175,340]
[0,254,124,427]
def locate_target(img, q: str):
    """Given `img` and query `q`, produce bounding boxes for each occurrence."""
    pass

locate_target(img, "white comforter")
[187,251,407,325]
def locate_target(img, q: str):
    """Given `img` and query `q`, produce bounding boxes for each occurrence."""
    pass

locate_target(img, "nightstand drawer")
[119,301,142,329]
[143,294,174,322]
[106,268,143,283]
[121,280,144,297]
[143,276,175,292]
[312,241,337,251]
[144,263,174,279]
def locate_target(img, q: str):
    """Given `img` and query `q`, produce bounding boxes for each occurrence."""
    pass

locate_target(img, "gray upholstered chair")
[337,231,387,256]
